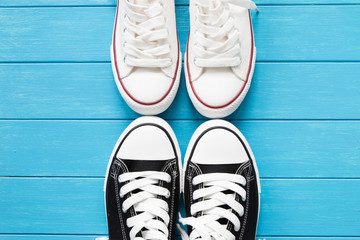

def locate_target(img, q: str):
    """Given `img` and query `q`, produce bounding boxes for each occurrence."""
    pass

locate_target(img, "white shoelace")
[123,0,172,68]
[97,171,172,240]
[193,0,258,68]
[178,173,247,240]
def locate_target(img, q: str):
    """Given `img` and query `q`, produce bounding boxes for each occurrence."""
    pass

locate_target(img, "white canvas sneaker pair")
[100,116,261,240]
[111,0,258,118]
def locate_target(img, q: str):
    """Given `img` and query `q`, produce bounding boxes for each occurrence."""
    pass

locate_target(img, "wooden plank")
[0,236,101,240]
[259,179,360,236]
[256,0,360,3]
[1,236,360,240]
[252,5,360,61]
[0,0,117,7]
[0,178,359,236]
[1,63,360,120]
[0,7,113,62]
[0,6,359,62]
[256,239,360,240]
[1,0,359,7]
[0,178,106,234]
[1,120,359,178]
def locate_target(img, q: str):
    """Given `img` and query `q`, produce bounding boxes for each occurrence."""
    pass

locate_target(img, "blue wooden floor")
[1,0,360,239]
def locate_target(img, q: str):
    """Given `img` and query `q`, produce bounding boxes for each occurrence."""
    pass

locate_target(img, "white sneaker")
[103,116,182,240]
[179,120,261,240]
[185,0,258,118]
[111,0,181,115]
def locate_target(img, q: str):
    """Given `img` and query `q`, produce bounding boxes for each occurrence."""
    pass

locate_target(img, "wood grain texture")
[2,237,360,240]
[1,1,359,239]
[0,237,101,240]
[0,6,359,62]
[1,178,359,236]
[1,120,359,178]
[1,0,360,6]
[1,63,360,120]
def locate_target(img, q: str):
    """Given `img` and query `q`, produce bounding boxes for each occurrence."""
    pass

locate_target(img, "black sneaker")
[103,116,181,240]
[180,120,261,240]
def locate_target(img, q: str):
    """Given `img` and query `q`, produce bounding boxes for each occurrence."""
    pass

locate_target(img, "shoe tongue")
[196,163,240,174]
[122,159,170,172]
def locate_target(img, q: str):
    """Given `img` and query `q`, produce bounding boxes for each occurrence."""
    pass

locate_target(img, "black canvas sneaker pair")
[100,116,260,240]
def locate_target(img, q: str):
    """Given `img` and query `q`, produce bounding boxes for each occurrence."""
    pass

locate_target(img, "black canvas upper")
[105,123,181,240]
[184,127,260,240]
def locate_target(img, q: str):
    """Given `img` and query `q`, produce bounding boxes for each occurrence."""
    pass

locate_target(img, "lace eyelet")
[123,56,127,63]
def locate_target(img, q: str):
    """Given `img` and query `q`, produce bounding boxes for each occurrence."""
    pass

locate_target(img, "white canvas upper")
[185,0,258,118]
[120,68,174,103]
[191,68,246,107]
[111,0,181,115]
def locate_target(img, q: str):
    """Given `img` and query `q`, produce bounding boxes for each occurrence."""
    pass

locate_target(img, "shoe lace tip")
[177,223,189,240]
[178,212,184,223]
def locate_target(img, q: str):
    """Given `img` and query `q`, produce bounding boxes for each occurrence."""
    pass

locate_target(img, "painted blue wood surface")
[0,6,360,62]
[1,0,360,6]
[1,1,359,239]
[1,178,360,236]
[2,237,360,240]
[1,238,360,240]
[1,120,359,178]
[1,63,360,120]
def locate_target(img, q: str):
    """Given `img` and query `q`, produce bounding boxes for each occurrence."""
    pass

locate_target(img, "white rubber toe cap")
[117,122,175,160]
[192,68,245,108]
[122,68,173,104]
[191,123,249,165]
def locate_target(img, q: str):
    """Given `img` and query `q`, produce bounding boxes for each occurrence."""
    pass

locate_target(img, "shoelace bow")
[123,0,172,68]
[193,0,258,68]
[97,171,172,240]
[178,173,247,240]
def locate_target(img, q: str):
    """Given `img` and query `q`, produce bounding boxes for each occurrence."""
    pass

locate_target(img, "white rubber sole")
[111,46,182,116]
[185,47,256,119]
[182,120,261,234]
[102,116,182,228]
